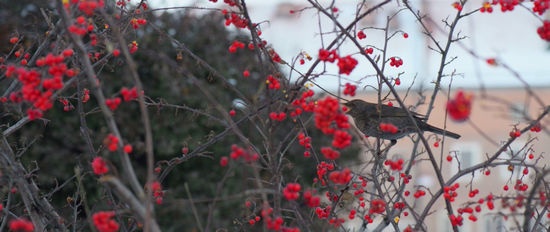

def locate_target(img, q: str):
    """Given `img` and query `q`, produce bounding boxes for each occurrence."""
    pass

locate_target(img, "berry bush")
[0,0,549,231]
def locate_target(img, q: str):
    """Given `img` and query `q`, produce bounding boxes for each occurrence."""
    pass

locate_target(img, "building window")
[451,142,482,171]
[509,102,527,122]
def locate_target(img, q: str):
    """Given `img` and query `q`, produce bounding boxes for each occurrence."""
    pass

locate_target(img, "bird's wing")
[373,104,426,119]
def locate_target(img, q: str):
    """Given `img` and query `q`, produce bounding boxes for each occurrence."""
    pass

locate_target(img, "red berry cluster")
[59,98,74,112]
[82,88,90,103]
[91,157,109,175]
[105,97,122,111]
[298,132,312,157]
[268,48,284,63]
[298,132,311,149]
[537,20,550,41]
[444,183,460,202]
[229,144,259,162]
[357,30,366,40]
[283,183,301,200]
[413,189,426,198]
[316,161,335,186]
[75,0,105,16]
[120,86,138,101]
[384,158,404,171]
[379,122,399,134]
[130,17,147,29]
[9,36,19,44]
[321,147,340,160]
[389,57,403,68]
[5,48,77,119]
[468,189,480,198]
[129,41,139,54]
[104,134,119,152]
[269,111,286,121]
[348,209,356,220]
[393,201,405,210]
[314,97,352,156]
[68,16,95,36]
[151,181,164,204]
[246,215,261,226]
[228,40,245,53]
[452,2,463,10]
[446,90,473,122]
[449,214,464,227]
[343,83,357,96]
[533,0,550,15]
[9,219,34,232]
[480,2,493,13]
[509,128,521,138]
[303,190,320,207]
[314,97,350,135]
[315,206,330,220]
[530,122,542,132]
[332,130,352,149]
[337,55,358,75]
[328,168,352,185]
[318,49,358,75]
[513,179,529,191]
[318,49,338,63]
[266,75,281,90]
[369,198,386,214]
[224,12,249,29]
[290,89,315,117]
[92,211,119,232]
[365,47,374,54]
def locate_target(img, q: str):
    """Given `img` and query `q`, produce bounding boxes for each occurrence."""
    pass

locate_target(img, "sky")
[149,0,550,90]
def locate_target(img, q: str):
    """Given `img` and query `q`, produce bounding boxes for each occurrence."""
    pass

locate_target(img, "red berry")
[62,48,74,57]
[243,70,250,77]
[9,37,19,44]
[220,156,229,167]
[123,144,133,154]
[112,49,121,57]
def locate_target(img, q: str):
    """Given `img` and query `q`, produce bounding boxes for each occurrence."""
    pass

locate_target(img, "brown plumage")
[343,99,460,143]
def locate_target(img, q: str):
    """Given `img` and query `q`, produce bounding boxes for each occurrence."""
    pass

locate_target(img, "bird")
[343,99,461,144]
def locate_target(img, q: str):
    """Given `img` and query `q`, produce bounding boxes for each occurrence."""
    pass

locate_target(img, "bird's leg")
[378,140,396,155]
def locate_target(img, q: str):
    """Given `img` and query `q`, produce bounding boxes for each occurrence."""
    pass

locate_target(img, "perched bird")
[343,99,460,143]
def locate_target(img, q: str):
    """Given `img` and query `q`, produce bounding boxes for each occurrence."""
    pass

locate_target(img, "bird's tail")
[426,125,461,139]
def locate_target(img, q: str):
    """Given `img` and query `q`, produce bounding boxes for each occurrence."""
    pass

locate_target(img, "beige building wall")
[348,87,550,231]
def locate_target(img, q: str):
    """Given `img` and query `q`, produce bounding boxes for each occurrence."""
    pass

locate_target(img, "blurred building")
[352,87,550,231]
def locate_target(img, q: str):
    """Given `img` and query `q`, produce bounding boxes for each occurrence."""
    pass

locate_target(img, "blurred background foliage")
[0,2,360,230]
